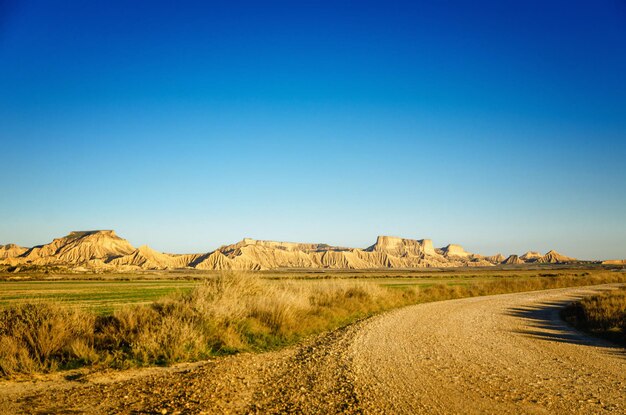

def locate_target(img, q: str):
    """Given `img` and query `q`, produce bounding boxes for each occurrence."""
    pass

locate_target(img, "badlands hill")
[0,230,581,271]
[601,259,626,265]
[0,244,28,260]
[16,230,135,266]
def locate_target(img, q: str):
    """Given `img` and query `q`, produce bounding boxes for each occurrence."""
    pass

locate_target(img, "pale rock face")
[0,244,27,259]
[368,236,404,252]
[602,259,626,265]
[366,236,439,258]
[0,231,578,271]
[422,239,437,256]
[441,244,470,258]
[221,238,342,254]
[107,245,190,269]
[537,250,576,264]
[502,254,524,265]
[520,251,543,261]
[18,230,135,265]
[485,254,505,263]
[199,235,461,270]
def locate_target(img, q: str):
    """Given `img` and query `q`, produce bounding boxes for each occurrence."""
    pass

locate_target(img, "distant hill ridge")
[0,230,582,271]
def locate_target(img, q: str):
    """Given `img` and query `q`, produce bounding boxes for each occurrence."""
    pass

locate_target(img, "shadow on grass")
[506,299,625,357]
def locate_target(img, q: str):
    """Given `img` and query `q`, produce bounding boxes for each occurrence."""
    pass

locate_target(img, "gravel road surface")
[1,284,624,414]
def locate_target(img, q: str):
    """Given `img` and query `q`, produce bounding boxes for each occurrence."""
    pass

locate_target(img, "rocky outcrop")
[107,245,196,269]
[484,254,505,263]
[365,236,437,257]
[18,230,135,265]
[502,255,524,265]
[602,259,626,265]
[0,231,579,271]
[520,251,543,262]
[441,244,470,258]
[0,244,27,259]
[536,250,576,264]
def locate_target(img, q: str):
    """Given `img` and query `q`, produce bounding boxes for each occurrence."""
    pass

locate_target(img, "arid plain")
[1,231,625,413]
[3,0,625,413]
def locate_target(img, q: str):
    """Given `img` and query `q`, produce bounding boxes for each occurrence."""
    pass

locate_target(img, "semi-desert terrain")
[1,284,624,414]
[5,0,625,412]
[1,230,625,413]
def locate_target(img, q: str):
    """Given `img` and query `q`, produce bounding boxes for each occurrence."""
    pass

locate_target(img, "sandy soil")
[1,284,624,414]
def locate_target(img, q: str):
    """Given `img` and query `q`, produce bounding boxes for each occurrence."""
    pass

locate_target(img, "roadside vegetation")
[562,287,626,346]
[1,270,625,378]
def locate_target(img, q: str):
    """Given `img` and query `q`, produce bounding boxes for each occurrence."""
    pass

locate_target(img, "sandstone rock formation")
[484,254,505,263]
[108,245,200,270]
[440,244,470,258]
[502,255,524,265]
[0,244,27,259]
[601,259,626,265]
[536,250,576,264]
[19,230,135,265]
[365,235,436,257]
[520,251,543,261]
[0,230,579,271]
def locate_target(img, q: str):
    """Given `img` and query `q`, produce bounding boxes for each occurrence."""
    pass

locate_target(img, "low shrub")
[562,288,626,345]
[0,302,95,376]
[1,271,625,377]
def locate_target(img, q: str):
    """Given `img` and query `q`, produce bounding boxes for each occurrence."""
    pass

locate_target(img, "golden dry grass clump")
[0,302,96,376]
[562,287,626,345]
[0,273,405,376]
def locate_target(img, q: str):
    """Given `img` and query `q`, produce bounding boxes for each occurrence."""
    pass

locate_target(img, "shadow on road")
[505,300,625,357]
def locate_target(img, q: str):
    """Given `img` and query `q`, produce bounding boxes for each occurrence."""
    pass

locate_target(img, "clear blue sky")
[1,0,625,259]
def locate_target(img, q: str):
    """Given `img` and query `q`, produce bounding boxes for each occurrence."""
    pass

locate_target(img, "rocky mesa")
[0,230,580,271]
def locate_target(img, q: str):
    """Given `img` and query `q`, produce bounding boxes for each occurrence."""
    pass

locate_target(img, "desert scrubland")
[1,267,624,378]
[1,279,625,414]
[2,234,625,413]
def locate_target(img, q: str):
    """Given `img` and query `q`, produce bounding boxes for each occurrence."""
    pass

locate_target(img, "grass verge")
[1,271,625,378]
[562,287,626,346]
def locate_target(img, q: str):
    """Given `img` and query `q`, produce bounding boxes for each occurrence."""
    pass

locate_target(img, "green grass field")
[0,278,465,314]
[0,280,199,314]
[0,266,608,315]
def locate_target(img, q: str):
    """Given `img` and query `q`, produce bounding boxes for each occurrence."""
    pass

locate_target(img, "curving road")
[2,285,625,414]
[350,285,626,414]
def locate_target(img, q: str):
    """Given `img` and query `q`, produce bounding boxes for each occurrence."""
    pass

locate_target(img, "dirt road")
[1,285,624,414]
[351,285,625,414]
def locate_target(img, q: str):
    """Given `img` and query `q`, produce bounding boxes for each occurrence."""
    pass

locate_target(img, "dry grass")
[0,302,96,376]
[562,287,626,345]
[1,271,625,378]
